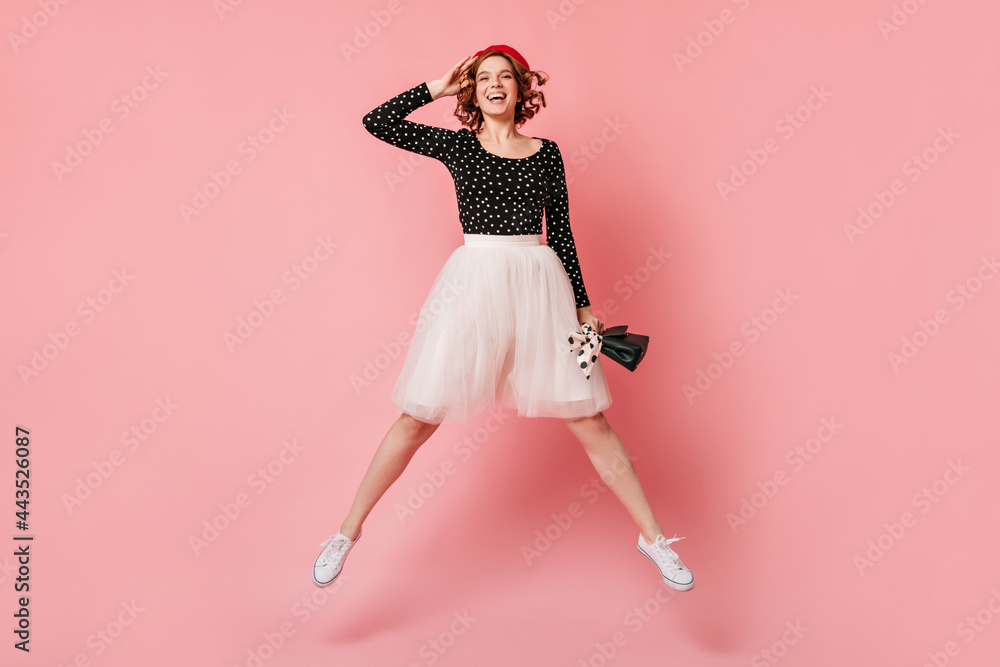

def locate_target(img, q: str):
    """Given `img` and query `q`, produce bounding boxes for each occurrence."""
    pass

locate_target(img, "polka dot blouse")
[362,82,592,309]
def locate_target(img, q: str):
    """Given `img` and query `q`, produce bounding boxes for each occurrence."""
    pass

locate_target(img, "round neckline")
[473,132,544,160]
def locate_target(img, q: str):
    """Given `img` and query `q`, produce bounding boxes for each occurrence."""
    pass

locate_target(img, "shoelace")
[316,535,351,566]
[651,534,686,575]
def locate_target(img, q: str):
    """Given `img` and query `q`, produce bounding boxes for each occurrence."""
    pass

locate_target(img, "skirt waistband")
[464,233,541,247]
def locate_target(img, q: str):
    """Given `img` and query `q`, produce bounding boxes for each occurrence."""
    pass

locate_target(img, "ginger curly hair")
[454,50,548,132]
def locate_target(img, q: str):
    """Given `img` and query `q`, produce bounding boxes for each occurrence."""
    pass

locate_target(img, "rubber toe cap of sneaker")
[670,571,693,586]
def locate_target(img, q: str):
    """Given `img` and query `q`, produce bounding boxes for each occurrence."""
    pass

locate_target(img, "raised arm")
[544,142,591,310]
[361,55,477,161]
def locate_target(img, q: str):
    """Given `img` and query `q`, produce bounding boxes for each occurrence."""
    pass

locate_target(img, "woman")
[313,45,694,592]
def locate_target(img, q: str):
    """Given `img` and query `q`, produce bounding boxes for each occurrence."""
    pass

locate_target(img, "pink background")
[4,0,999,665]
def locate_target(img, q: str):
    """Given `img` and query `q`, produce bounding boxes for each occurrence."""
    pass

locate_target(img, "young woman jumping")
[312,45,694,593]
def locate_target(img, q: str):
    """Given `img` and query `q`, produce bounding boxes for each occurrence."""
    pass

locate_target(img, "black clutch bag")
[600,325,649,372]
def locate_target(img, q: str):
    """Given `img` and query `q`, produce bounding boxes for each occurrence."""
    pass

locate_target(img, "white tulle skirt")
[391,233,613,424]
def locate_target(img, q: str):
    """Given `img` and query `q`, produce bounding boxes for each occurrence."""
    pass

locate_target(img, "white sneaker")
[637,533,694,591]
[312,530,360,587]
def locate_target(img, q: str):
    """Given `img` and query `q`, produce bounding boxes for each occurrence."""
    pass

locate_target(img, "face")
[473,55,521,118]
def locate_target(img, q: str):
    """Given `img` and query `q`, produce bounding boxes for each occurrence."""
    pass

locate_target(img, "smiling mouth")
[486,92,507,103]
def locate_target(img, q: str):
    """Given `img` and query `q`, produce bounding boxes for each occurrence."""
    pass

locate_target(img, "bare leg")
[564,412,664,543]
[338,413,441,540]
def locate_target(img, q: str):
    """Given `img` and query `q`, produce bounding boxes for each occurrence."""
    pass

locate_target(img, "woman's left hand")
[576,306,604,335]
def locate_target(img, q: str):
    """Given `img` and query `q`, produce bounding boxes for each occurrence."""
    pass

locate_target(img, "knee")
[565,411,609,436]
[399,412,440,439]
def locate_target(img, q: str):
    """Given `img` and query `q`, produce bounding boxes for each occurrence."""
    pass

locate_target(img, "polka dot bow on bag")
[568,322,603,379]
[568,323,650,378]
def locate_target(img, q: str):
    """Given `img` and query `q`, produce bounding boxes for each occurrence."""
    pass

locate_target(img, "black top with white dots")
[362,82,591,309]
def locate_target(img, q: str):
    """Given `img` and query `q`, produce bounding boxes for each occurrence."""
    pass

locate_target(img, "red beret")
[472,44,530,71]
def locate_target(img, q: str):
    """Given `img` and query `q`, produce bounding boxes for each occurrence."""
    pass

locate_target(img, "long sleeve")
[544,143,591,309]
[361,82,459,160]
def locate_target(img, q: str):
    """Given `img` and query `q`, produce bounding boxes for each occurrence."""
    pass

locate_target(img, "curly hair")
[454,50,549,132]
